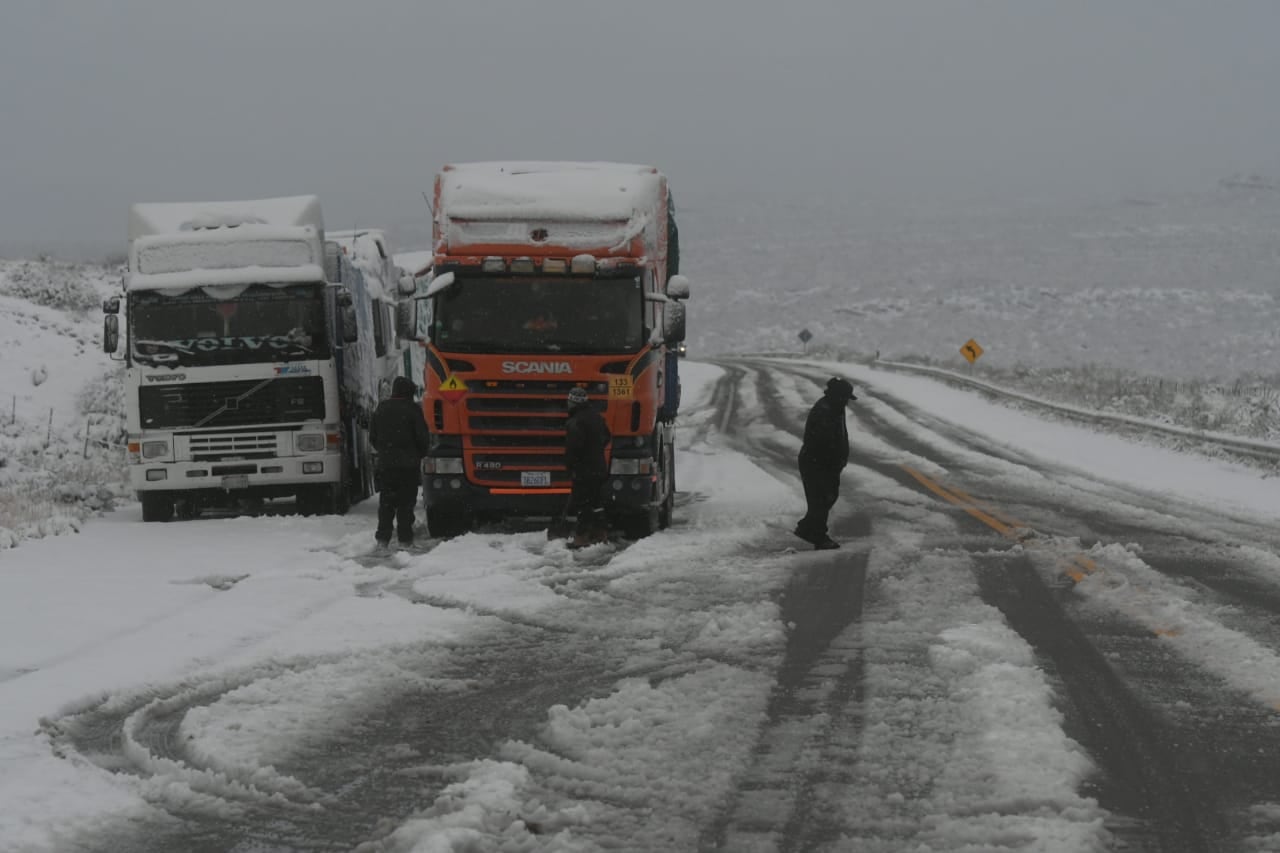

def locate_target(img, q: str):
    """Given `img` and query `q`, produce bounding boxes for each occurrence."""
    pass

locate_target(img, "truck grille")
[186,432,279,461]
[462,387,607,488]
[140,377,325,429]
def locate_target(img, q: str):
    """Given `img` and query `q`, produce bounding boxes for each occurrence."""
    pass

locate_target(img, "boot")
[793,523,818,545]
[569,532,592,550]
[814,536,840,550]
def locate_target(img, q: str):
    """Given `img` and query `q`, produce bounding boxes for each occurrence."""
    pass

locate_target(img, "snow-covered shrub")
[0,258,104,314]
[0,365,128,550]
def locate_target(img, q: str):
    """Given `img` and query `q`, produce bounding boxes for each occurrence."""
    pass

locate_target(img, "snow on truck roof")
[438,162,665,222]
[125,196,326,292]
[128,195,324,242]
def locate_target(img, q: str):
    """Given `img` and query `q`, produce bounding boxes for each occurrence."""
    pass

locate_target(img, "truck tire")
[295,487,326,516]
[331,481,351,515]
[658,445,675,530]
[141,493,174,523]
[427,506,469,539]
[622,506,660,540]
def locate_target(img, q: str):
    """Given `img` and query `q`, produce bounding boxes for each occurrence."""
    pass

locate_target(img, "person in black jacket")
[564,386,611,548]
[370,376,430,547]
[794,376,856,550]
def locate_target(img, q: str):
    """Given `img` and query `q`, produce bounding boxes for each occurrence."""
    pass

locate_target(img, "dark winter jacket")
[798,394,850,473]
[564,404,611,481]
[370,383,430,472]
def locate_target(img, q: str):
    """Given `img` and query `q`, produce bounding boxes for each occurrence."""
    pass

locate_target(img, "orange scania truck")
[415,161,690,538]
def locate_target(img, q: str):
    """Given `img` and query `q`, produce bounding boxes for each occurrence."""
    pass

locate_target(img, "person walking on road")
[370,376,430,548]
[564,386,611,548]
[794,376,856,550]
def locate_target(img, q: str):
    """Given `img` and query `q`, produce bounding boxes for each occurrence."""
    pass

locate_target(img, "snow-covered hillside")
[682,181,1280,379]
[0,259,125,547]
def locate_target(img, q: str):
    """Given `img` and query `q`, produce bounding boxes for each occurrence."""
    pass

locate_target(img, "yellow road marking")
[901,464,1189,646]
[947,483,1031,534]
[902,467,1018,538]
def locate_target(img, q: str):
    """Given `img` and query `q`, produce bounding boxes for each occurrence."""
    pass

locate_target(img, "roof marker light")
[543,258,567,274]
[482,257,506,273]
[510,257,535,274]
[571,254,596,274]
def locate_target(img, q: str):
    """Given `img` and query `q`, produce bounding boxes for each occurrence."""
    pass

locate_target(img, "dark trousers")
[571,475,607,535]
[376,467,419,544]
[797,467,840,540]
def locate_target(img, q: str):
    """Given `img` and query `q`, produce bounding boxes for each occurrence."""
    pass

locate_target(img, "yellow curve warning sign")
[960,338,984,364]
[439,374,468,402]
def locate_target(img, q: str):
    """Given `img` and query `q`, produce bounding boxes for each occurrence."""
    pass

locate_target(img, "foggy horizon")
[3,2,1279,257]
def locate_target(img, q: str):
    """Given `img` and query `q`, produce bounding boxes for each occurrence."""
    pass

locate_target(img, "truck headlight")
[295,433,325,452]
[423,457,464,474]
[609,458,653,475]
[141,440,169,459]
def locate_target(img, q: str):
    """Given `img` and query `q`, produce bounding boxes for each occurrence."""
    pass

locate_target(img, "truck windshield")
[130,283,330,367]
[433,276,644,354]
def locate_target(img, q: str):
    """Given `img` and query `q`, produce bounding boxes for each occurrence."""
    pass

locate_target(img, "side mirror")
[324,241,344,283]
[666,274,690,301]
[424,271,456,297]
[335,287,353,308]
[103,314,119,354]
[395,301,417,340]
[662,301,687,344]
[397,273,417,296]
[103,296,120,315]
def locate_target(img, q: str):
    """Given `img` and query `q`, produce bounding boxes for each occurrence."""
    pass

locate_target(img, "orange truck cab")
[416,162,690,538]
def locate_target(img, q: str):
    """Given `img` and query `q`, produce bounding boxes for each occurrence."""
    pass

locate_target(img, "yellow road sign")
[960,339,984,364]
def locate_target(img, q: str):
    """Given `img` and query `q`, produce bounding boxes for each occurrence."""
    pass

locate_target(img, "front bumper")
[423,473,657,517]
[130,452,340,493]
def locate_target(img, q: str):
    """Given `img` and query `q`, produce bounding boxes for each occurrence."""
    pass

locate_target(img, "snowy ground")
[6,359,1280,850]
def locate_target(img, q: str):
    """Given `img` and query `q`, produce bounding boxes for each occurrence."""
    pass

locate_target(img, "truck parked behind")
[103,196,408,520]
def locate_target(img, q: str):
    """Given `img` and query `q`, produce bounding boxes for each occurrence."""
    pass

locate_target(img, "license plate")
[221,475,249,490]
[521,471,551,487]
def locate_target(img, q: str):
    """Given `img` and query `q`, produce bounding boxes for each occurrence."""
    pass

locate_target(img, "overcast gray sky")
[2,1,1278,255]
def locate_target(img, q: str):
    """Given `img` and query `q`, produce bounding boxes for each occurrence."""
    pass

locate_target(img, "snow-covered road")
[6,359,1280,852]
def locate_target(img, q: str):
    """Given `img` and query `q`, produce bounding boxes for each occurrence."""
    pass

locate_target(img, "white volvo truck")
[104,196,412,520]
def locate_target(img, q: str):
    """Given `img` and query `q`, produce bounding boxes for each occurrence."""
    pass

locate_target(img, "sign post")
[798,328,813,355]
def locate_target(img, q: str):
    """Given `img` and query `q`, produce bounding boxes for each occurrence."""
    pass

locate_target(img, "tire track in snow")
[734,358,1280,849]
[700,361,873,850]
[782,360,1280,848]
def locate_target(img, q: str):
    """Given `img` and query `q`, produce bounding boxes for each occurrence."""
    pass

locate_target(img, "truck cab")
[415,162,690,538]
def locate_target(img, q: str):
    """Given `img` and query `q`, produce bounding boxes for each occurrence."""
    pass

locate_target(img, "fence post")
[46,408,53,448]
[10,395,14,425]
[83,421,91,459]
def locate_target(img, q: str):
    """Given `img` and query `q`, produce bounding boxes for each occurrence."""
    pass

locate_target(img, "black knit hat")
[826,377,856,400]
[391,376,417,399]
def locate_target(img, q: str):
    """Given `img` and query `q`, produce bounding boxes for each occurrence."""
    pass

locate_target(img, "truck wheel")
[622,506,660,540]
[658,447,675,530]
[427,506,469,539]
[331,482,351,515]
[141,493,174,523]
[295,487,325,516]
